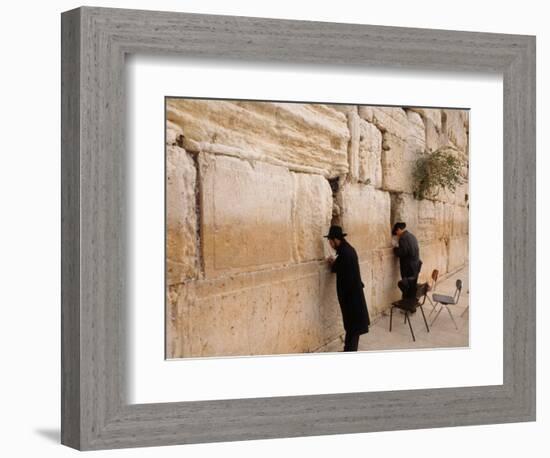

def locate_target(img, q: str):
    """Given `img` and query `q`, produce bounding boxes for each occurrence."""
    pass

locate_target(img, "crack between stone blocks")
[189,151,205,279]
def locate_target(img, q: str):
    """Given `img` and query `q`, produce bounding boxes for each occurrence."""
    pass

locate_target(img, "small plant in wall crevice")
[413,147,466,200]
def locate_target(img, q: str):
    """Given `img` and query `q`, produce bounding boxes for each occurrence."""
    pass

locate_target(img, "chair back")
[430,269,439,291]
[454,279,463,303]
[415,282,430,305]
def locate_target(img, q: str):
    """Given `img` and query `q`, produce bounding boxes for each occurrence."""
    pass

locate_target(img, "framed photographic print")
[61,6,536,450]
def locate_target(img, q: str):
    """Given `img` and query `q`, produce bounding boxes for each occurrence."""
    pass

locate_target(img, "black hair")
[392,222,407,235]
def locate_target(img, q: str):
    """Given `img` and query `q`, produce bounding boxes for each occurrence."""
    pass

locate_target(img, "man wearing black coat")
[392,222,422,303]
[325,225,370,352]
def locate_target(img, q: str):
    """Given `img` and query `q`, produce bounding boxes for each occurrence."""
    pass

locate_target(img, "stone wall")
[166,99,469,358]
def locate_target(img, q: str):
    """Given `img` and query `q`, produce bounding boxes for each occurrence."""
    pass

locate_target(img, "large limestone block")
[374,109,425,193]
[418,240,448,282]
[166,145,199,285]
[443,109,469,152]
[425,116,445,153]
[451,205,469,236]
[362,107,410,139]
[167,99,350,177]
[418,200,459,243]
[165,283,194,358]
[291,173,333,263]
[358,119,383,187]
[167,262,330,358]
[318,266,345,344]
[200,154,294,278]
[361,248,401,316]
[391,194,465,245]
[381,133,410,192]
[417,199,439,242]
[407,110,426,155]
[391,192,419,236]
[340,184,392,254]
[447,236,469,272]
[346,112,383,186]
[408,108,443,131]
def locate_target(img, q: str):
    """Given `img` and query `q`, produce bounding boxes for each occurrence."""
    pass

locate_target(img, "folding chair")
[430,279,462,330]
[426,269,439,317]
[389,282,430,342]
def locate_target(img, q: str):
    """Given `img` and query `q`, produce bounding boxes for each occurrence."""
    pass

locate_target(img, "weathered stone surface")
[418,240,448,282]
[443,109,468,152]
[167,99,350,177]
[340,184,392,254]
[391,194,466,244]
[361,248,401,315]
[409,107,443,131]
[166,283,194,358]
[374,108,426,193]
[447,236,469,272]
[200,154,294,277]
[391,192,419,235]
[166,120,183,146]
[358,118,383,187]
[381,133,410,192]
[331,104,358,115]
[364,107,409,139]
[166,145,199,285]
[407,110,426,155]
[346,110,361,182]
[347,112,384,186]
[451,205,469,237]
[167,262,337,358]
[319,267,345,344]
[291,173,333,263]
[357,105,373,122]
[165,99,469,358]
[425,116,445,152]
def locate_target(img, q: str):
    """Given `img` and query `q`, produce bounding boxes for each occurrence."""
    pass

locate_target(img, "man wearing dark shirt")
[325,225,370,352]
[392,222,422,302]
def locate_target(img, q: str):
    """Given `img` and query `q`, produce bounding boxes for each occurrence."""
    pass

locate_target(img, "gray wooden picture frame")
[61,6,536,451]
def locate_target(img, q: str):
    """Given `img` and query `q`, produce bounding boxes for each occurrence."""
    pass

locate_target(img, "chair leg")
[460,305,469,318]
[446,305,459,330]
[406,313,416,342]
[427,297,437,316]
[389,306,393,332]
[430,305,443,327]
[404,311,407,324]
[428,299,439,318]
[419,306,430,332]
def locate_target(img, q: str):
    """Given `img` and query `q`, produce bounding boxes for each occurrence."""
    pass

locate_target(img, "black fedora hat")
[324,225,347,239]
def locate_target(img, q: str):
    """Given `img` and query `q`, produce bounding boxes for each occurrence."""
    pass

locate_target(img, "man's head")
[392,222,407,238]
[324,225,347,249]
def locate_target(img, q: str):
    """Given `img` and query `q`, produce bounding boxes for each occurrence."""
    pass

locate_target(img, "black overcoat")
[330,239,370,335]
[393,230,422,279]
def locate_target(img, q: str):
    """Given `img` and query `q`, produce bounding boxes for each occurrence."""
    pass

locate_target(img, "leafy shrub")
[413,147,466,200]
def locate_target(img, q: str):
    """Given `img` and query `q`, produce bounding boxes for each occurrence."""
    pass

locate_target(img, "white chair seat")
[432,293,455,304]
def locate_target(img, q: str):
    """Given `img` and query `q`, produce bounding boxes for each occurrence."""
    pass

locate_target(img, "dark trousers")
[398,276,418,300]
[344,331,360,352]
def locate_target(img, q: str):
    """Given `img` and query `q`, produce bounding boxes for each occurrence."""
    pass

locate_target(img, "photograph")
[165,98,470,358]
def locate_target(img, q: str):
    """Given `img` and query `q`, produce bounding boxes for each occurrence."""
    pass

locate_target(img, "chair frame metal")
[389,282,430,342]
[429,279,463,329]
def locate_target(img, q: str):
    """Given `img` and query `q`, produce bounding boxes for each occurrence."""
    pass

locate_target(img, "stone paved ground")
[323,265,469,352]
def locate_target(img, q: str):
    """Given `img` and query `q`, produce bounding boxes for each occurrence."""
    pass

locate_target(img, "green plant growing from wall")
[413,147,466,200]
